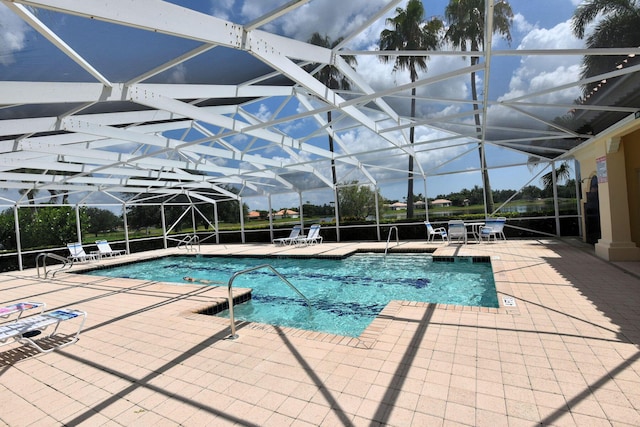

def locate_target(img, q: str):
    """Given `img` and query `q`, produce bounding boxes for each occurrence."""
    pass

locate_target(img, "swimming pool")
[85,254,497,337]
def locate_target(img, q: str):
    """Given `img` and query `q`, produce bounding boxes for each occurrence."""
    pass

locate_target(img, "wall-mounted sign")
[596,156,607,183]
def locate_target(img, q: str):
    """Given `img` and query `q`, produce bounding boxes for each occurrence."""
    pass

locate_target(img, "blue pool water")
[85,254,497,337]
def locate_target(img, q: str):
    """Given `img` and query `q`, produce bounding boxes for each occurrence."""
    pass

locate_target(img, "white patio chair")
[66,243,97,263]
[295,224,323,246]
[273,225,302,246]
[425,221,447,242]
[447,220,467,244]
[478,218,507,242]
[94,240,126,258]
[0,307,87,354]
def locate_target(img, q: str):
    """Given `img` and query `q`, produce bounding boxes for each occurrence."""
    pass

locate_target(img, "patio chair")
[479,218,507,242]
[66,242,97,263]
[447,220,467,244]
[273,225,302,246]
[425,221,447,242]
[94,240,126,258]
[0,302,45,323]
[0,307,87,354]
[295,224,323,246]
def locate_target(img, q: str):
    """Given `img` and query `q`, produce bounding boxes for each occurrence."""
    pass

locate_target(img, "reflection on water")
[500,204,544,213]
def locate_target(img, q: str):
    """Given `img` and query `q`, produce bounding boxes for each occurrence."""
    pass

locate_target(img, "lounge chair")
[295,224,323,246]
[0,302,45,322]
[94,240,126,258]
[67,242,97,263]
[425,221,447,242]
[0,307,87,354]
[479,217,507,242]
[273,225,302,246]
[447,220,467,244]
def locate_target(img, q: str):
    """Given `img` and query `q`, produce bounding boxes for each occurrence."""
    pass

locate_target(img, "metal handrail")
[36,252,73,278]
[177,234,200,252]
[384,226,399,258]
[226,264,310,340]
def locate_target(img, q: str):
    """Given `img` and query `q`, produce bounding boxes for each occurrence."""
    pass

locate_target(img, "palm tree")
[572,0,640,96]
[527,157,571,193]
[379,0,443,219]
[444,0,513,214]
[307,33,358,218]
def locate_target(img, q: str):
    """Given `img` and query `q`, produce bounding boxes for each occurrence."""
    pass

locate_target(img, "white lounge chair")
[295,224,323,246]
[425,221,447,242]
[447,220,467,244]
[0,307,87,354]
[94,240,126,258]
[0,302,45,322]
[479,218,507,242]
[67,242,97,263]
[273,225,302,246]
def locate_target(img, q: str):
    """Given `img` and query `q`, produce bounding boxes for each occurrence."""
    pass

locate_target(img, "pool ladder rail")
[384,226,399,259]
[177,234,200,252]
[36,252,73,278]
[226,264,311,340]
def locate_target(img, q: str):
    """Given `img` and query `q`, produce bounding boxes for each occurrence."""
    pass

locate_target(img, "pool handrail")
[176,234,200,252]
[384,226,399,259]
[36,252,73,278]
[226,264,311,340]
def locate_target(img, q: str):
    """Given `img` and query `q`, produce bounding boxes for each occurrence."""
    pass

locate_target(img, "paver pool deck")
[1,238,639,426]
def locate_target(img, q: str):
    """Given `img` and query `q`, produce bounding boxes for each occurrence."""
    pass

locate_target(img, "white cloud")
[167,64,187,84]
[255,103,272,122]
[262,0,389,43]
[0,4,31,65]
[503,19,583,98]
[513,13,535,34]
[209,0,236,21]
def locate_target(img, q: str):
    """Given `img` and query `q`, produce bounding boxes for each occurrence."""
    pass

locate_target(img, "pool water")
[86,254,497,337]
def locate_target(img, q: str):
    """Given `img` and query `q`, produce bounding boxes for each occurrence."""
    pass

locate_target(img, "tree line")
[0,198,247,251]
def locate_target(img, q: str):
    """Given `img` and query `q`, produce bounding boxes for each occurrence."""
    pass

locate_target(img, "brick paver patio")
[0,238,639,426]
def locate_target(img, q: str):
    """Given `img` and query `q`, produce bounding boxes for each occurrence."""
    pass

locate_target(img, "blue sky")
[0,1,589,211]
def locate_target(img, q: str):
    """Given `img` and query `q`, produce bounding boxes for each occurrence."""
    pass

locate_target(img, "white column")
[161,203,167,249]
[75,205,82,243]
[13,206,23,271]
[239,197,245,243]
[123,203,130,254]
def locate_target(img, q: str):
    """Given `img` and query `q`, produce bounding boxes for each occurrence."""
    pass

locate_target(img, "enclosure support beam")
[191,202,196,237]
[213,202,219,245]
[298,192,304,232]
[268,195,274,243]
[333,188,340,242]
[13,206,23,271]
[423,178,429,222]
[239,197,245,244]
[75,205,82,244]
[161,203,167,249]
[552,162,561,236]
[123,204,130,254]
[374,186,381,241]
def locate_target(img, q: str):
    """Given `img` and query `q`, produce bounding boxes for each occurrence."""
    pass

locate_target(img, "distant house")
[414,200,425,208]
[248,211,261,220]
[272,209,299,219]
[431,199,452,207]
[390,202,407,211]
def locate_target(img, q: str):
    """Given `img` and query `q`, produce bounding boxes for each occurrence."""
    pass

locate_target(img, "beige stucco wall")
[573,119,640,261]
[625,128,640,246]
